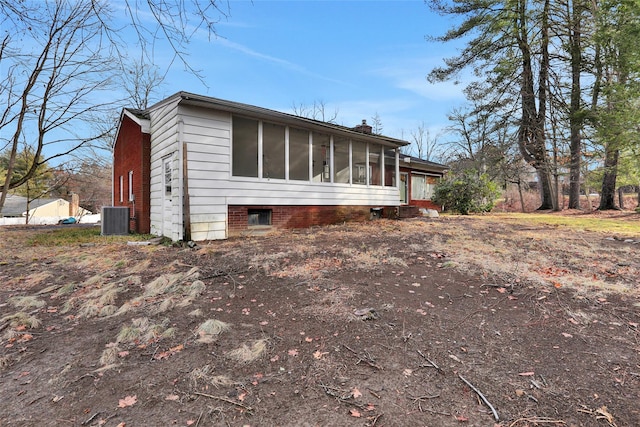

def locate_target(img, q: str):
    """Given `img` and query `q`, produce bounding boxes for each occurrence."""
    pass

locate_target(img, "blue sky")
[150,0,468,147]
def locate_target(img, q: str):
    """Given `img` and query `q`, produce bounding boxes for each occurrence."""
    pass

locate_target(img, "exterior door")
[162,156,173,237]
[400,172,408,204]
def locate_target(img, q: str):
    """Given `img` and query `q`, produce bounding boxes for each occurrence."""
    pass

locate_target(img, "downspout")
[395,149,400,193]
[178,118,192,242]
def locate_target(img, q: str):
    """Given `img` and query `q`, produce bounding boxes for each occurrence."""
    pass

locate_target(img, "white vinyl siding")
[149,98,181,241]
[147,101,402,241]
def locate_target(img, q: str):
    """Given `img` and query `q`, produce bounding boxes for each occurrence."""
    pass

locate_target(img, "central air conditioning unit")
[101,206,130,236]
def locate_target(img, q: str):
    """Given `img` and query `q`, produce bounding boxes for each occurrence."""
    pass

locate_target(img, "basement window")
[248,209,272,226]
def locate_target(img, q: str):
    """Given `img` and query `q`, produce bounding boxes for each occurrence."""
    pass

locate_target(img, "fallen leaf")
[116,423,126,427]
[496,287,506,293]
[313,350,328,359]
[561,332,573,338]
[186,420,195,426]
[366,403,376,411]
[352,388,362,398]
[455,414,469,422]
[237,392,246,401]
[449,354,462,363]
[287,349,299,356]
[403,368,413,377]
[304,336,313,342]
[118,395,137,408]
[118,351,129,358]
[349,408,361,418]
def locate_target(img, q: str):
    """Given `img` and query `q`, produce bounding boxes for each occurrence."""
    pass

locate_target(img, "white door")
[162,156,173,237]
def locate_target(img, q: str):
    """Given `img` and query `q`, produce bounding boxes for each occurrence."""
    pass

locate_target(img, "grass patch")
[9,296,46,309]
[1,312,41,329]
[26,227,153,247]
[485,213,640,236]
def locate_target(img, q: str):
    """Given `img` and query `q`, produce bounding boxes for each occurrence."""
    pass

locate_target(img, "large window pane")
[232,116,258,177]
[384,149,396,187]
[334,137,350,184]
[411,174,437,200]
[289,127,309,181]
[263,122,285,179]
[368,143,382,185]
[312,133,330,182]
[351,140,366,185]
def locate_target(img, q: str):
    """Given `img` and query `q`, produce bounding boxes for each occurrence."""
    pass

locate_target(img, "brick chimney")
[69,193,79,216]
[353,119,372,134]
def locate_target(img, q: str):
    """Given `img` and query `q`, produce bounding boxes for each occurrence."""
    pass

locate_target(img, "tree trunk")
[568,0,583,209]
[618,187,624,209]
[567,0,584,209]
[599,145,619,210]
[516,0,555,211]
[518,181,525,213]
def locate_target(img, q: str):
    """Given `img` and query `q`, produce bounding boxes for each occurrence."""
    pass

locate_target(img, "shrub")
[432,170,499,215]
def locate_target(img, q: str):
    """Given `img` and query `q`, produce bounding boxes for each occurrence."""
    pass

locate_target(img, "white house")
[112,92,446,241]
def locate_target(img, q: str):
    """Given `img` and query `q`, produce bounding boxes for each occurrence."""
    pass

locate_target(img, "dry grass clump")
[143,267,200,298]
[115,317,174,345]
[1,312,41,329]
[99,346,121,366]
[20,271,52,289]
[196,319,231,343]
[9,295,46,309]
[125,259,152,275]
[226,338,268,363]
[75,283,124,318]
[189,365,236,389]
[54,283,78,297]
[0,355,11,370]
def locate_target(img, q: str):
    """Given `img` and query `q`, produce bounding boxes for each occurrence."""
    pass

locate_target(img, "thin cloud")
[212,38,347,85]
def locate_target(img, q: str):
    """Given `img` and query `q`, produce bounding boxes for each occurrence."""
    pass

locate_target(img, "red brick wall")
[113,115,151,234]
[228,205,396,233]
[400,167,443,212]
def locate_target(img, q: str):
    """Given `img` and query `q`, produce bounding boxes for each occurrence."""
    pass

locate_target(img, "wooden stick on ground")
[193,391,253,412]
[417,350,441,372]
[458,374,499,421]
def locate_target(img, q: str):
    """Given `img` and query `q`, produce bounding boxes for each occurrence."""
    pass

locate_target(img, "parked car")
[58,217,77,225]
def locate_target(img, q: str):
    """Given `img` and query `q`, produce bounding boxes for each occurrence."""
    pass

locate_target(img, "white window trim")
[128,170,134,202]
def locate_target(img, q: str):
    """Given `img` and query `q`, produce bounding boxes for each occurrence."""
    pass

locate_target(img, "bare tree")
[0,0,230,212]
[408,122,441,162]
[121,57,166,110]
[291,100,339,123]
[370,112,383,134]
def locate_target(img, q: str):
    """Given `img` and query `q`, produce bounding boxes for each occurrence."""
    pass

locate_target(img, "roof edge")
[147,92,410,148]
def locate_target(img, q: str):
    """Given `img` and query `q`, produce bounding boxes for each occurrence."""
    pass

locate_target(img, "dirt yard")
[1,212,639,427]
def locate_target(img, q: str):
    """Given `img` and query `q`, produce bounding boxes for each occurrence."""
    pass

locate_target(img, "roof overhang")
[149,92,410,149]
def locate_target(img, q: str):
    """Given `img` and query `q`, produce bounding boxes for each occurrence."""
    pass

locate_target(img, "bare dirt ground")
[1,212,639,427]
